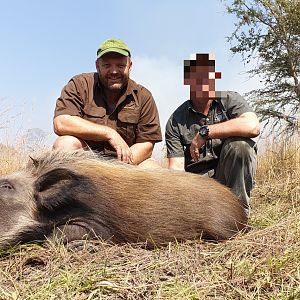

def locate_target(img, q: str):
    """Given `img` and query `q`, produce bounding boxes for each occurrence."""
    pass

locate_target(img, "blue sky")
[0,0,259,153]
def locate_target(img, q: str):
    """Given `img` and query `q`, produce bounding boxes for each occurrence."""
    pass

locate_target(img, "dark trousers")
[213,137,258,217]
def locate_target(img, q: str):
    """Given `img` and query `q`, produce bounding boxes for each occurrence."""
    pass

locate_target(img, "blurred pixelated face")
[96,52,132,91]
[184,53,221,99]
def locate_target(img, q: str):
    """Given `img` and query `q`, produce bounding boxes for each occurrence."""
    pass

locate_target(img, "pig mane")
[26,150,129,179]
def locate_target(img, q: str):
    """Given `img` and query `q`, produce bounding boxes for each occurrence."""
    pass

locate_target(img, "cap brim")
[97,48,130,59]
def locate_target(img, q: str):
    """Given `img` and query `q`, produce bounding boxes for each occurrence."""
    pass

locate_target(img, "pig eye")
[0,182,13,190]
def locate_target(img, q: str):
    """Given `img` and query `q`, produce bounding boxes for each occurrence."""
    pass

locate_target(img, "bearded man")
[53,38,162,166]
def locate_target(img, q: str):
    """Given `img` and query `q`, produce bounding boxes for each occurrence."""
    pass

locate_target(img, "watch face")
[199,126,209,138]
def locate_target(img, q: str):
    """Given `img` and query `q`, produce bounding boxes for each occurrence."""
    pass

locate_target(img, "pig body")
[0,151,247,250]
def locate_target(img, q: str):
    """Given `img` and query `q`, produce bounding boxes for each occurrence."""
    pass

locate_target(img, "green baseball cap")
[97,38,131,59]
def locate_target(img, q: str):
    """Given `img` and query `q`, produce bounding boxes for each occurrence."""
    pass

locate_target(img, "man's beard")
[98,74,129,91]
[191,90,216,99]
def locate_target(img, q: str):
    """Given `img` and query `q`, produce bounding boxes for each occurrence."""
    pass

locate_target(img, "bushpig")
[0,151,248,250]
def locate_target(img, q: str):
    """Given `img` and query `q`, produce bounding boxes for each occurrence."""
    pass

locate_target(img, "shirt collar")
[187,98,220,113]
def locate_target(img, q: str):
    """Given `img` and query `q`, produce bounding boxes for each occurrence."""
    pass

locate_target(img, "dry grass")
[0,139,299,300]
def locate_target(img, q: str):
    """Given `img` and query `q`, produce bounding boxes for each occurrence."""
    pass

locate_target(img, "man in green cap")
[53,38,162,166]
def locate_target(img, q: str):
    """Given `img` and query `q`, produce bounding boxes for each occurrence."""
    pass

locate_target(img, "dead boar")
[0,151,248,250]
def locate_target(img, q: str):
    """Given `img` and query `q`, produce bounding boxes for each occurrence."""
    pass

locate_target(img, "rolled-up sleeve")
[135,89,162,143]
[54,76,84,118]
[225,91,254,118]
[165,115,184,158]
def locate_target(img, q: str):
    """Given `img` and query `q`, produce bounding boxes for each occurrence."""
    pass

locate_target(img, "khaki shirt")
[54,73,162,154]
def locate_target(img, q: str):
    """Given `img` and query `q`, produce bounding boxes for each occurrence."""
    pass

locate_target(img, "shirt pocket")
[117,109,140,145]
[82,105,106,124]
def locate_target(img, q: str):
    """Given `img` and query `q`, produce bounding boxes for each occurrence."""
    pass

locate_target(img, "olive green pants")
[213,137,258,217]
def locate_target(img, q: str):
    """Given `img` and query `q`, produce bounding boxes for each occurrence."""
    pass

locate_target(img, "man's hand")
[54,115,134,163]
[190,132,206,162]
[108,131,133,163]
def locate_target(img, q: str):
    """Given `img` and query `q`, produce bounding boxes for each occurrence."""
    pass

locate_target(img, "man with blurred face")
[53,38,162,166]
[165,53,260,217]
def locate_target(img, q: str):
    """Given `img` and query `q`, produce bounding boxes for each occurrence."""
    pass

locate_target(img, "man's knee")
[53,136,87,151]
[222,137,256,160]
[138,158,162,169]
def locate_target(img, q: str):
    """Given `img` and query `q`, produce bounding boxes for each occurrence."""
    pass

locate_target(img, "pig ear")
[34,168,91,211]
[29,156,39,168]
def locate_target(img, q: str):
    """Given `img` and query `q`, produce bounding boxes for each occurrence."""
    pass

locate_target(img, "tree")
[224,0,300,135]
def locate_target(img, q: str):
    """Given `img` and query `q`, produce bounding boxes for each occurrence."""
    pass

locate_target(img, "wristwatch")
[199,125,210,140]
